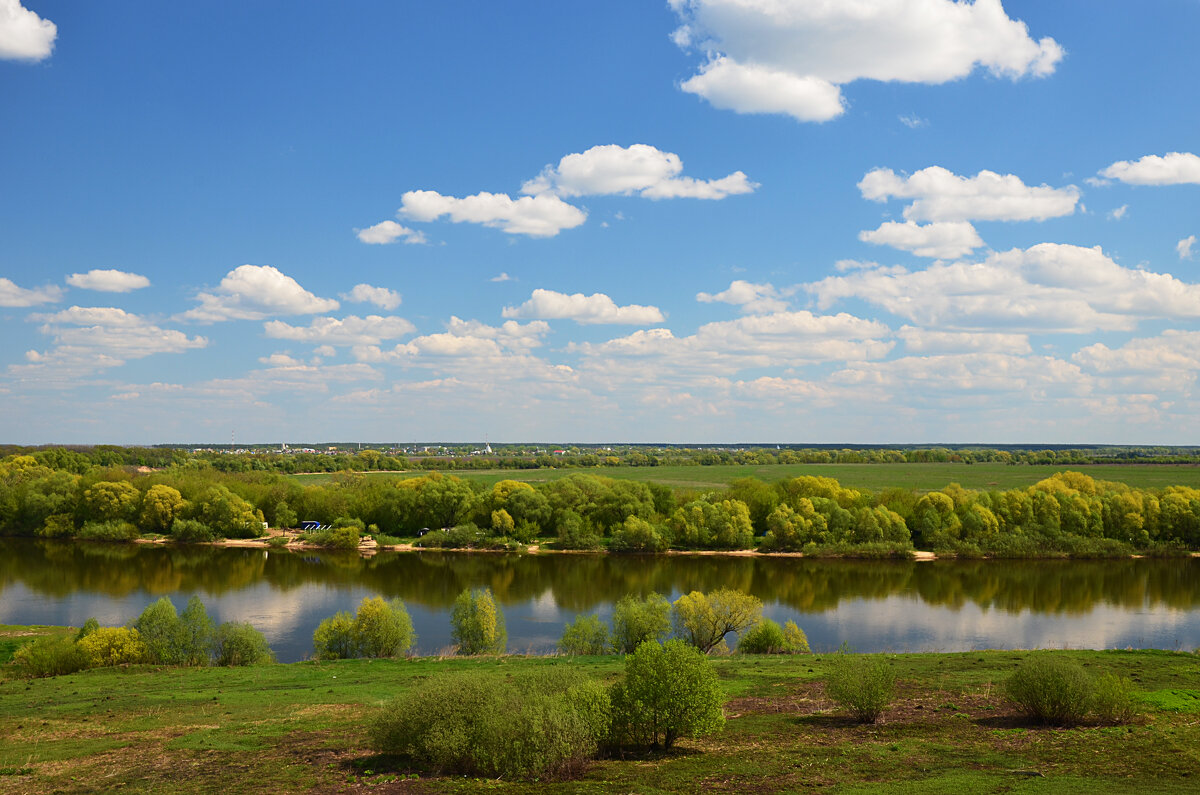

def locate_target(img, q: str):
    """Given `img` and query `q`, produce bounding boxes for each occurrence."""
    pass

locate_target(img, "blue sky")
[2,0,1199,445]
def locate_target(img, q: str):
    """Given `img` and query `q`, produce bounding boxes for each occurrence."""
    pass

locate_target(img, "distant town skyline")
[2,1,1199,444]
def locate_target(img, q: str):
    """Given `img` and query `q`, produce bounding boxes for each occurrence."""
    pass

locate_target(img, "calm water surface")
[2,539,1198,662]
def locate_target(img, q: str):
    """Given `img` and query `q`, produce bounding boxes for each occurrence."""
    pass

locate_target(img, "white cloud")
[696,280,791,314]
[831,352,1088,397]
[355,220,428,245]
[1178,235,1196,261]
[65,269,151,293]
[490,272,514,282]
[359,316,552,363]
[522,144,756,200]
[1073,331,1200,377]
[809,243,1200,333]
[341,283,401,310]
[181,265,339,323]
[1107,205,1129,221]
[670,0,1062,122]
[264,315,416,347]
[897,326,1031,355]
[899,114,928,129]
[399,190,587,238]
[859,166,1080,222]
[0,0,55,61]
[16,306,207,379]
[859,220,983,259]
[0,277,62,307]
[502,289,665,325]
[1099,152,1200,186]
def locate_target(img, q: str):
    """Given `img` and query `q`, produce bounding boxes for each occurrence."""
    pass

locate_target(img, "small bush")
[608,639,725,752]
[77,627,148,667]
[312,612,356,660]
[671,589,763,654]
[825,654,897,723]
[135,596,214,666]
[559,614,610,655]
[1004,655,1093,726]
[213,622,274,666]
[451,588,506,655]
[1092,672,1138,724]
[74,617,100,642]
[610,592,671,654]
[738,619,786,654]
[170,519,214,543]
[10,636,89,678]
[782,620,811,653]
[313,596,416,659]
[370,667,609,780]
[77,520,139,542]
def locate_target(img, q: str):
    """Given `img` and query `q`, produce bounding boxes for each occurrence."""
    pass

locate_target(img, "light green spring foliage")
[610,592,671,653]
[10,635,89,678]
[370,667,610,780]
[135,596,272,667]
[1092,672,1139,724]
[782,620,810,653]
[825,654,898,724]
[77,627,148,667]
[608,516,669,552]
[608,639,725,751]
[558,613,610,655]
[450,587,506,655]
[312,596,415,659]
[671,588,763,653]
[178,596,216,666]
[134,596,185,665]
[213,622,275,666]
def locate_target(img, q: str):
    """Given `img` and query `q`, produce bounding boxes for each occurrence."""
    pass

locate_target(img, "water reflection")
[1,539,1198,661]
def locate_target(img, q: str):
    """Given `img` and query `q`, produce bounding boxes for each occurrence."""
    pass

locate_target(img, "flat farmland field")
[286,462,1200,492]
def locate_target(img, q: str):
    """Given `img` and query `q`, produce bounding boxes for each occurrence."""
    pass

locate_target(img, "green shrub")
[608,639,725,752]
[213,622,274,666]
[825,654,897,723]
[77,520,139,541]
[170,518,214,543]
[555,511,601,550]
[559,613,610,655]
[451,588,506,655]
[134,596,214,666]
[782,620,811,653]
[74,617,100,642]
[312,596,416,659]
[609,516,669,552]
[671,589,763,653]
[369,667,609,780]
[177,596,215,666]
[1092,672,1138,724]
[611,592,671,654]
[1004,655,1093,726]
[9,636,89,678]
[738,619,786,654]
[77,627,148,667]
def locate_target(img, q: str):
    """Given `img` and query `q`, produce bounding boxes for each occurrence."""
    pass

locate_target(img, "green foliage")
[450,588,506,655]
[609,515,669,552]
[782,620,811,653]
[554,510,601,550]
[1092,672,1138,724]
[610,592,671,653]
[77,519,140,541]
[9,635,89,678]
[178,596,216,666]
[74,617,100,642]
[825,654,897,723]
[170,518,214,542]
[312,596,414,660]
[77,627,149,667]
[139,484,186,533]
[212,622,274,666]
[737,619,785,654]
[81,480,140,522]
[1004,655,1094,726]
[559,613,610,655]
[369,667,610,780]
[671,589,763,653]
[134,596,213,666]
[608,639,725,751]
[668,497,755,549]
[311,612,356,660]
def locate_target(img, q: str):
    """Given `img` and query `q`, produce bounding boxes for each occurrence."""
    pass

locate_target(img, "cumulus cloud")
[859,220,983,259]
[897,326,1031,355]
[17,306,207,379]
[522,144,757,200]
[1107,205,1129,221]
[859,166,1080,222]
[65,269,151,293]
[0,277,62,307]
[809,243,1200,333]
[355,220,428,245]
[0,0,56,61]
[1073,331,1200,376]
[696,280,792,314]
[831,352,1088,397]
[341,283,401,310]
[490,272,514,282]
[670,0,1063,122]
[502,288,666,325]
[358,316,552,363]
[264,315,416,347]
[1099,152,1200,186]
[181,265,339,323]
[1178,235,1196,261]
[399,190,587,238]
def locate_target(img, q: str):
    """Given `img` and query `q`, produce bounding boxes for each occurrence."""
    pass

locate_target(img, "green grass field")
[287,462,1200,493]
[1,644,1198,793]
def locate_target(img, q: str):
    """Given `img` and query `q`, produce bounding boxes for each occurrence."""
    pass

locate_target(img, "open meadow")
[286,462,1200,493]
